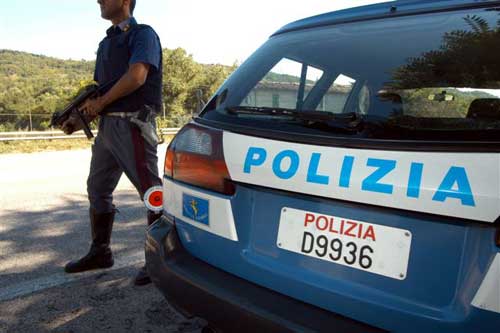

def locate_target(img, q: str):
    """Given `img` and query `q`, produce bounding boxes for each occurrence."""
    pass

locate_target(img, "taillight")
[164,123,235,195]
[164,145,174,178]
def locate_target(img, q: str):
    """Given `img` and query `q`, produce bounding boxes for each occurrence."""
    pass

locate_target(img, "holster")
[129,105,160,146]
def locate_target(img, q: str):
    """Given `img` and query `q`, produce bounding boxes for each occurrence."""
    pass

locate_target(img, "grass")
[0,138,93,154]
[0,135,174,154]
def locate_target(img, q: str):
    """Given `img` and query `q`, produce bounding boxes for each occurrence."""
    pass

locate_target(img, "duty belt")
[104,108,160,146]
[105,111,140,118]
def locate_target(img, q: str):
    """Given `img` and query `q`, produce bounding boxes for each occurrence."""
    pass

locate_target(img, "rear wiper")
[225,106,359,122]
[226,106,364,134]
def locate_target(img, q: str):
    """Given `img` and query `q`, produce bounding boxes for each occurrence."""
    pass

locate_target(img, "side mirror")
[194,88,205,116]
[195,89,228,117]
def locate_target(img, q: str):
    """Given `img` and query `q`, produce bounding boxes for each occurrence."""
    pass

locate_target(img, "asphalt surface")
[0,145,205,332]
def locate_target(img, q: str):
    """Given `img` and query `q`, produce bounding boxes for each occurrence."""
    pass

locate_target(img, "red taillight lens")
[164,123,235,195]
[164,145,174,178]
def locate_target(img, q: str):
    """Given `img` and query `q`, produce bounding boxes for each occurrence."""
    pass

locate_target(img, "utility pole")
[29,55,33,131]
[29,99,33,132]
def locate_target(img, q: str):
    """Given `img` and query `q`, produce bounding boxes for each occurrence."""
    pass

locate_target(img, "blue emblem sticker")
[182,193,209,225]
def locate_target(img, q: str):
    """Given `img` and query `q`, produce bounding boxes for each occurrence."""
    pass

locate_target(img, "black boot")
[134,210,162,286]
[65,209,115,273]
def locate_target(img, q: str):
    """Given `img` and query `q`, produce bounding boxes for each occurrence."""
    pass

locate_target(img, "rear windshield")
[200,7,500,142]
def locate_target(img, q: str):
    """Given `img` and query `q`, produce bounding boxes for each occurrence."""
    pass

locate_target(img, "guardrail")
[0,128,180,142]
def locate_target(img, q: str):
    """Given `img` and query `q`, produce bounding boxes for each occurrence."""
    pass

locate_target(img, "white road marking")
[0,251,144,302]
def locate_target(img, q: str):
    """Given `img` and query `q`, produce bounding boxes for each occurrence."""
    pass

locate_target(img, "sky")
[0,0,391,65]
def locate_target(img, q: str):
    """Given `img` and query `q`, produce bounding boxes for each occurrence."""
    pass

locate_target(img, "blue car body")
[146,1,500,332]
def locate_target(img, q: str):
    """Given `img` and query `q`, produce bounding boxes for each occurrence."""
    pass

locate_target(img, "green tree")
[161,48,237,126]
[0,48,237,130]
[391,14,500,89]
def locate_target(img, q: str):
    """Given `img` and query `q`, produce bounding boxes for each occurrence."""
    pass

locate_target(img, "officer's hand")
[79,97,105,117]
[61,115,77,135]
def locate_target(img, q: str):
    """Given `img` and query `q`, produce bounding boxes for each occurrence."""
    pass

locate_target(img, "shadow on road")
[0,191,205,332]
[0,191,148,285]
[0,266,204,332]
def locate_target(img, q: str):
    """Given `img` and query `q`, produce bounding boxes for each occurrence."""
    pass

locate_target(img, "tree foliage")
[0,50,94,131]
[161,48,237,126]
[0,48,236,131]
[391,14,500,89]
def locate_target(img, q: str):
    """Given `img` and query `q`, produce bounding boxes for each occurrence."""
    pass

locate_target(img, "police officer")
[63,0,163,286]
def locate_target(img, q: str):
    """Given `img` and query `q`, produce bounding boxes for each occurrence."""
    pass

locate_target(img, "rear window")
[201,7,500,142]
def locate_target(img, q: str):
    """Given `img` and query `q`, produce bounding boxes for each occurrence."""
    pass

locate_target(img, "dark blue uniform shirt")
[94,17,161,81]
[94,17,163,113]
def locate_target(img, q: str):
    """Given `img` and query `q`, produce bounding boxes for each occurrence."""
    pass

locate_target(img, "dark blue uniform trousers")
[87,115,162,214]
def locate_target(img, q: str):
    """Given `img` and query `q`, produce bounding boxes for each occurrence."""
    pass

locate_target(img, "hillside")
[0,49,236,130]
[0,50,95,130]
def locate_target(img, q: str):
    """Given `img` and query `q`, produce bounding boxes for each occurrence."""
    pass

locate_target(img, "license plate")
[277,207,412,280]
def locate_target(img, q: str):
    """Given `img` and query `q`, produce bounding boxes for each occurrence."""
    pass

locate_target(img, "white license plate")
[277,207,412,280]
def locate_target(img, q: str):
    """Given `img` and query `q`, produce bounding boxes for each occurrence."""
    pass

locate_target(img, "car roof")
[272,0,500,36]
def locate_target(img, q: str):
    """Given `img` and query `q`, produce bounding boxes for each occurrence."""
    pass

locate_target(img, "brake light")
[164,123,235,195]
[164,145,174,178]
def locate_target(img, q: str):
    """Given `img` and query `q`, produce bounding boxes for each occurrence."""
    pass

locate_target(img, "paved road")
[0,146,205,332]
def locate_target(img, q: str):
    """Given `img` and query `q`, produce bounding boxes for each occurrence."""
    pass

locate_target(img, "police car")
[145,1,500,332]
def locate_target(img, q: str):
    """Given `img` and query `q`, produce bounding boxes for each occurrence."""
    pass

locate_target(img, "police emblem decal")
[182,193,209,225]
[144,186,163,212]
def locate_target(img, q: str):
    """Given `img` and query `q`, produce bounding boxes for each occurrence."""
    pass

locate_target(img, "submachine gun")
[50,80,116,139]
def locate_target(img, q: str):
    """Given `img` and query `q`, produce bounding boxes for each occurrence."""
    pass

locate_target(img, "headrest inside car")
[467,98,500,120]
[377,91,402,104]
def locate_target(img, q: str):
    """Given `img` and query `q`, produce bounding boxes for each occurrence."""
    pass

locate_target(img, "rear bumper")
[145,216,386,333]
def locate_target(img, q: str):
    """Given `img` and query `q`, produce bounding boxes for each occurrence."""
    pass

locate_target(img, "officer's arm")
[79,63,150,116]
[99,63,150,108]
[80,26,161,117]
